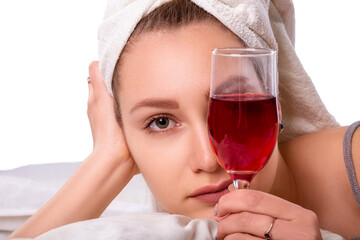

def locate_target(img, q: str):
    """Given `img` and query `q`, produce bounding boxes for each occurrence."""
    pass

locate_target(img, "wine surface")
[208,94,278,181]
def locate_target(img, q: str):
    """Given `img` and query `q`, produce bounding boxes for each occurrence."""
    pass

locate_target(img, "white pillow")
[15,213,218,240]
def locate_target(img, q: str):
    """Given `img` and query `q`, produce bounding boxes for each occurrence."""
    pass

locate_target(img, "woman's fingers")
[223,232,261,240]
[88,61,99,81]
[215,189,302,220]
[86,61,129,157]
[217,211,275,239]
[216,190,322,240]
[87,61,113,111]
[218,212,296,240]
[88,61,108,96]
[228,183,234,192]
[218,212,320,240]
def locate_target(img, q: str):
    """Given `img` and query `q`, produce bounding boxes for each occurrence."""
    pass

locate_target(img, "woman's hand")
[8,62,139,239]
[88,61,138,173]
[215,189,322,240]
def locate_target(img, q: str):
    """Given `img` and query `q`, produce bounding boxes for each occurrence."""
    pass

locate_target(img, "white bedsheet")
[0,163,345,240]
[14,214,218,240]
[8,215,343,240]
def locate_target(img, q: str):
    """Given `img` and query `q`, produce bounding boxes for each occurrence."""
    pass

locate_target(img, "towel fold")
[98,0,339,141]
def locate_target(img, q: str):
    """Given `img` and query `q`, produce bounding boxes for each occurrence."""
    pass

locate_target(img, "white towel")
[98,0,339,141]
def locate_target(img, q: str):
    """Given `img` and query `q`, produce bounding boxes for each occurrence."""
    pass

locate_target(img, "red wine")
[208,94,278,182]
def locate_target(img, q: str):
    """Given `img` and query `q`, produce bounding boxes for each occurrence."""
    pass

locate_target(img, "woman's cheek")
[129,131,190,206]
[126,129,187,182]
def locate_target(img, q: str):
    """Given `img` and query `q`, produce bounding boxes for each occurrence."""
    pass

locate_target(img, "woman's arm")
[8,62,138,239]
[279,126,360,238]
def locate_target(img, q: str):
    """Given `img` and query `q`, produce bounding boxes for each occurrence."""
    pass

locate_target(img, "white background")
[0,1,359,170]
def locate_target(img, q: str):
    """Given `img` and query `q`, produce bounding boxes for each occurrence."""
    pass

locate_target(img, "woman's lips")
[189,179,232,203]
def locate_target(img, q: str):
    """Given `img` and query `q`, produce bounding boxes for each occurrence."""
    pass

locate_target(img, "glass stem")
[233,179,250,189]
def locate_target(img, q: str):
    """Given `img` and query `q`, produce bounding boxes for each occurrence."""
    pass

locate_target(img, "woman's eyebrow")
[130,98,179,113]
[214,76,249,94]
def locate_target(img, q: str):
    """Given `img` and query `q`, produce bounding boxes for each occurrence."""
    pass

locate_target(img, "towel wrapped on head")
[98,0,339,142]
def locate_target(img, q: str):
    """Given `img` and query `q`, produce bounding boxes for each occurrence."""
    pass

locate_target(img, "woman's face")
[117,22,278,219]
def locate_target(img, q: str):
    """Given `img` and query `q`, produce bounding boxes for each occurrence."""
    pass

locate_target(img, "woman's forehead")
[118,23,244,102]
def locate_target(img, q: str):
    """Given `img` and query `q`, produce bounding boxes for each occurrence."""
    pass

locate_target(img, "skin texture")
[116,22,360,239]
[117,23,281,220]
[279,127,360,239]
[9,22,360,240]
[8,61,139,239]
[116,22,323,239]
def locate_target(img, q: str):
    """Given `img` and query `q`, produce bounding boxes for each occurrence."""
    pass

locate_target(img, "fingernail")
[228,183,235,192]
[213,203,218,216]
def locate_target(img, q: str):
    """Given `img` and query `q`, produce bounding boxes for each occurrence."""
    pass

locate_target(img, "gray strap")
[343,121,360,208]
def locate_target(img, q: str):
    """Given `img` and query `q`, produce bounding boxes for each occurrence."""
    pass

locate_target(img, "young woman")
[9,0,360,239]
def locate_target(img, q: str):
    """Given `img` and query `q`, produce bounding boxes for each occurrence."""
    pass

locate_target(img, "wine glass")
[207,48,279,189]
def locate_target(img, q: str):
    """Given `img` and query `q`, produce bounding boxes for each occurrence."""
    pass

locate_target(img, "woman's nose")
[188,123,221,173]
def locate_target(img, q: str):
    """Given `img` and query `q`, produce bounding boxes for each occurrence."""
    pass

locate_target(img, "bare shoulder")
[279,126,347,166]
[279,125,360,183]
[278,126,348,201]
[279,126,360,238]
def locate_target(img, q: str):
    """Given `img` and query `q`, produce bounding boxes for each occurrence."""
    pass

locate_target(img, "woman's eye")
[148,117,176,130]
